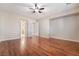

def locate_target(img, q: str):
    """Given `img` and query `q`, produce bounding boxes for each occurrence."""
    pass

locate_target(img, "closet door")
[21,20,27,42]
[20,20,28,52]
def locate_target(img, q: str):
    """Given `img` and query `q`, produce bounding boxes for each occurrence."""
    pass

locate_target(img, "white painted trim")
[51,36,79,43]
[0,37,20,42]
[1,35,79,43]
[40,35,49,38]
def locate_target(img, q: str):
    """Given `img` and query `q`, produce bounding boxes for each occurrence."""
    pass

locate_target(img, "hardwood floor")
[0,37,79,56]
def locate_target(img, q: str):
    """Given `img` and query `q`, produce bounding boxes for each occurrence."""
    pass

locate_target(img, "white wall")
[0,11,40,41]
[1,10,79,42]
[39,19,49,38]
[0,11,22,41]
[50,14,79,42]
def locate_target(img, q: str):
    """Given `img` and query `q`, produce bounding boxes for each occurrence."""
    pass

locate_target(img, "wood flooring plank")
[0,37,79,56]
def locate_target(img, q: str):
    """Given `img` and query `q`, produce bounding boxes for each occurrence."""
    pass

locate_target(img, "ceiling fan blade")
[35,3,37,7]
[39,8,44,10]
[33,11,35,13]
[29,8,34,10]
[38,11,42,13]
[35,3,39,9]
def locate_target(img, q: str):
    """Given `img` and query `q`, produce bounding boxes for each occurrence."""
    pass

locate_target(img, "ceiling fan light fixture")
[35,9,38,12]
[29,3,44,13]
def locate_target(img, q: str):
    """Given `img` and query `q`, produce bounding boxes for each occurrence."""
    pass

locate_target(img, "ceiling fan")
[29,3,44,13]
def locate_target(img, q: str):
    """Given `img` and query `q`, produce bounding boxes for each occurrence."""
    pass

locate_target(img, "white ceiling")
[0,3,79,19]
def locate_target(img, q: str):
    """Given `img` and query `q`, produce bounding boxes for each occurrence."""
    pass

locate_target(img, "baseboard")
[39,35,49,38]
[50,36,79,43]
[1,36,78,43]
[0,37,20,42]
